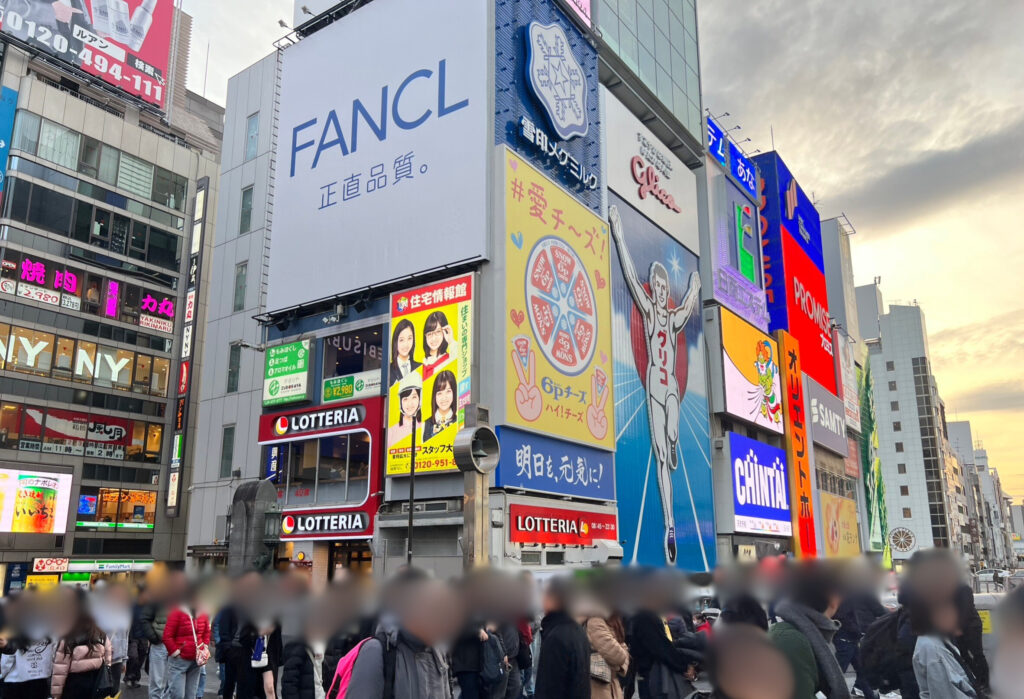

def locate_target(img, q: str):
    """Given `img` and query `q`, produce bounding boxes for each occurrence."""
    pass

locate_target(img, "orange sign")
[778,331,817,557]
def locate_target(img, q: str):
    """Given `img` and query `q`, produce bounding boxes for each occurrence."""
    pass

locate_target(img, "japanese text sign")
[508,502,617,546]
[495,426,614,500]
[778,330,817,557]
[0,468,73,534]
[268,0,487,312]
[821,491,861,558]
[386,274,473,476]
[505,149,614,450]
[263,340,311,407]
[729,432,792,537]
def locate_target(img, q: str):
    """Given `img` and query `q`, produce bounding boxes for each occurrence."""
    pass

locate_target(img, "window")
[898,463,907,474]
[316,432,371,504]
[244,113,259,161]
[7,326,55,376]
[886,361,895,371]
[117,152,155,199]
[893,421,902,432]
[52,337,76,379]
[903,508,912,519]
[79,136,102,178]
[239,186,254,234]
[890,401,900,411]
[233,262,247,312]
[153,167,187,211]
[146,228,180,271]
[323,327,384,380]
[895,442,905,453]
[888,381,897,391]
[38,120,81,170]
[12,111,40,154]
[151,358,170,396]
[219,426,236,478]
[900,486,910,496]
[227,344,241,393]
[27,186,74,234]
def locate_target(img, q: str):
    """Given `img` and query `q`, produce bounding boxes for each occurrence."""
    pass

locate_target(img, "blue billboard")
[495,0,601,212]
[728,432,792,537]
[752,151,823,272]
[0,87,18,205]
[495,426,615,500]
[609,190,714,570]
[706,116,757,199]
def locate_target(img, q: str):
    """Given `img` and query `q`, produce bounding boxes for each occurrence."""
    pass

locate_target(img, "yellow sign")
[978,609,992,635]
[25,574,59,591]
[504,149,614,449]
[721,307,784,433]
[821,491,862,558]
[386,274,473,476]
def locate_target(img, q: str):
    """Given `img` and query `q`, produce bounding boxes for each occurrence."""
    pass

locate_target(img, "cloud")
[929,308,1024,367]
[945,381,1024,413]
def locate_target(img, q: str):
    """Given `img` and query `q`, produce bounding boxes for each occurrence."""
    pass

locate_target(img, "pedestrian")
[50,588,113,699]
[143,572,186,699]
[834,583,887,699]
[125,585,151,688]
[533,577,590,699]
[718,593,768,632]
[93,582,132,695]
[516,616,536,699]
[705,625,794,699]
[163,586,212,699]
[907,587,980,698]
[768,564,850,699]
[0,591,55,699]
[212,601,239,699]
[451,621,489,699]
[990,586,1024,698]
[347,572,462,699]
[494,620,521,699]
[231,618,281,699]
[583,608,629,699]
[953,584,990,694]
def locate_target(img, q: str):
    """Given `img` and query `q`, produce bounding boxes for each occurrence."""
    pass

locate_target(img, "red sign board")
[33,557,69,573]
[280,503,377,540]
[258,398,381,445]
[178,360,190,396]
[782,233,837,394]
[509,504,618,546]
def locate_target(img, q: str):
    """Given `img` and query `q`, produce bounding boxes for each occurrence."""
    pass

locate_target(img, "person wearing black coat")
[451,621,488,699]
[280,640,330,699]
[834,591,887,699]
[629,609,696,699]
[495,622,521,699]
[230,622,283,699]
[533,580,589,699]
[213,605,239,699]
[953,584,990,692]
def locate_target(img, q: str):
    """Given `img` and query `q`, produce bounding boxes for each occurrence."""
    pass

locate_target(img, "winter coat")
[162,608,211,662]
[768,621,820,699]
[586,617,629,699]
[912,635,978,699]
[953,585,989,690]
[835,592,887,641]
[138,603,168,646]
[450,623,485,674]
[629,610,692,677]
[280,641,330,699]
[534,611,590,699]
[50,637,112,699]
[347,626,452,699]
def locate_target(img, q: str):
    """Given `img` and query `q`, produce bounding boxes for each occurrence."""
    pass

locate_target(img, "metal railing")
[35,74,124,119]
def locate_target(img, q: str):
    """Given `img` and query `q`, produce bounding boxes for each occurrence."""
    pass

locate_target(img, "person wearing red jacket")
[163,591,211,699]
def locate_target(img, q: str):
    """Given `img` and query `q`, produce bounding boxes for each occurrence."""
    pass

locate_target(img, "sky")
[178,1,1024,499]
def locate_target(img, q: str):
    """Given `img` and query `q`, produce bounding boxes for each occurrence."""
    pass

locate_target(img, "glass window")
[92,208,111,247]
[323,327,384,379]
[145,424,162,461]
[0,323,9,370]
[0,402,22,449]
[119,284,141,325]
[134,354,152,392]
[220,425,235,478]
[151,357,170,396]
[76,485,101,527]
[8,326,54,376]
[152,167,184,210]
[27,186,74,235]
[19,406,43,452]
[227,344,241,393]
[86,415,131,460]
[285,439,316,504]
[233,262,247,312]
[94,345,134,388]
[79,136,102,178]
[245,113,259,161]
[147,228,180,270]
[110,214,131,255]
[116,152,155,199]
[117,489,156,528]
[317,432,371,505]
[239,186,254,234]
[72,200,93,242]
[38,120,80,169]
[12,111,40,154]
[128,422,146,462]
[7,178,31,222]
[98,145,119,186]
[42,407,87,456]
[73,340,97,383]
[52,337,76,378]
[59,265,84,311]
[130,221,148,253]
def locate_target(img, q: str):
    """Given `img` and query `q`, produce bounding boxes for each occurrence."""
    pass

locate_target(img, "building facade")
[0,10,221,592]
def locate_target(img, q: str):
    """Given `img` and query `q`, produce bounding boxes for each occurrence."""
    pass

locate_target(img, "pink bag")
[326,638,372,699]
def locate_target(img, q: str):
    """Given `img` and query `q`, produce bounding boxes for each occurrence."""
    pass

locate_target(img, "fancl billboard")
[268,0,488,312]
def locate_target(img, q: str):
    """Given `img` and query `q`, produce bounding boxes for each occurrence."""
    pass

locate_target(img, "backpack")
[859,609,911,692]
[326,633,397,699]
[480,632,507,690]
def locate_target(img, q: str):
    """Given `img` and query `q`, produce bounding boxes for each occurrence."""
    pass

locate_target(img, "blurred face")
[435,382,454,413]
[401,581,463,646]
[716,641,794,699]
[425,324,444,353]
[396,328,414,361]
[931,600,959,635]
[401,389,420,417]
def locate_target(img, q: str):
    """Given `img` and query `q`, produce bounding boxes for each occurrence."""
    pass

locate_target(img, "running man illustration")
[610,205,701,565]
[754,340,783,424]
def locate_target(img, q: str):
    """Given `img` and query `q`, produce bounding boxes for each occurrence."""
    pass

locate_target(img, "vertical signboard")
[609,191,713,570]
[838,335,861,431]
[386,274,473,476]
[778,331,817,557]
[719,307,784,434]
[504,149,614,450]
[859,364,889,560]
[0,0,173,109]
[0,87,18,206]
[496,0,601,212]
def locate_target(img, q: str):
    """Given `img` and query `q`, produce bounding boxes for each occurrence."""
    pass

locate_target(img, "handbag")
[188,613,211,667]
[586,620,612,684]
[92,662,115,699]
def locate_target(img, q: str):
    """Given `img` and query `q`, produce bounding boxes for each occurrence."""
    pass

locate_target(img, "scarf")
[775,601,850,699]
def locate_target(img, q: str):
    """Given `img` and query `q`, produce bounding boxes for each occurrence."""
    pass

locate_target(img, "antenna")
[770,125,775,150]
[202,41,210,98]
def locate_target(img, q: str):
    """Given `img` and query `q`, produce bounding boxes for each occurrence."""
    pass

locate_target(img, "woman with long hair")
[585,608,630,699]
[422,370,457,442]
[50,589,112,699]
[388,319,420,386]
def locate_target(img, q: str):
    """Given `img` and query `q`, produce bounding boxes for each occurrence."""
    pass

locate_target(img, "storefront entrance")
[329,541,372,577]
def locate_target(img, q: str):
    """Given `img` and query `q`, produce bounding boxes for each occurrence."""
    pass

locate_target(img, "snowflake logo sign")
[526,21,589,141]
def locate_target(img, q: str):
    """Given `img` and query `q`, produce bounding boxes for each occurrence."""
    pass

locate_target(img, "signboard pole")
[406,426,416,565]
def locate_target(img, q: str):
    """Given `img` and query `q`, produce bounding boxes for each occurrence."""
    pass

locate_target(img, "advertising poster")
[508,502,617,546]
[263,340,311,407]
[838,335,861,431]
[0,468,73,534]
[821,491,861,558]
[728,432,791,537]
[268,0,487,312]
[720,307,784,434]
[386,274,473,476]
[495,426,614,501]
[777,331,817,557]
[807,377,849,457]
[859,364,890,560]
[0,0,173,109]
[609,191,713,570]
[496,0,601,212]
[505,149,614,450]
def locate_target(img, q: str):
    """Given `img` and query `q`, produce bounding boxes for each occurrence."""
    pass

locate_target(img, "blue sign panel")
[609,190,715,571]
[729,432,792,537]
[0,87,19,204]
[706,117,728,168]
[753,151,823,271]
[495,426,615,500]
[728,141,757,198]
[265,443,289,483]
[496,0,601,212]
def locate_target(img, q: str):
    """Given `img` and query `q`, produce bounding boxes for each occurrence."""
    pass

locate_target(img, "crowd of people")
[0,551,1021,699]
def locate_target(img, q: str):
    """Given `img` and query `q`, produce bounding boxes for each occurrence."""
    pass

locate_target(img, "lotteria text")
[282,511,368,536]
[274,405,364,436]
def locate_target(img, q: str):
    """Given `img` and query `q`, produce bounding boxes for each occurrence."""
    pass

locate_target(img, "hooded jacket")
[346,624,452,699]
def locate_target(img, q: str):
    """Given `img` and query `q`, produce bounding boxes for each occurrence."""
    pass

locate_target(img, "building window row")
[76,486,157,530]
[82,462,159,484]
[271,432,371,507]
[1,249,179,335]
[1,298,172,354]
[0,400,163,462]
[5,176,182,273]
[0,321,171,397]
[12,111,190,213]
[816,469,857,500]
[0,375,166,419]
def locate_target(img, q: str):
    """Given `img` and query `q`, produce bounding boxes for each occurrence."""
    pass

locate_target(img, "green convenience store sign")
[263,340,312,407]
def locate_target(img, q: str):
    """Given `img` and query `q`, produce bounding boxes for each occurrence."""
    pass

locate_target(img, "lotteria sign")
[258,398,379,445]
[728,432,792,537]
[508,503,617,546]
[280,507,373,540]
